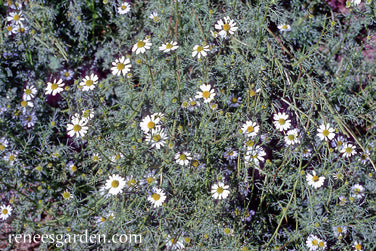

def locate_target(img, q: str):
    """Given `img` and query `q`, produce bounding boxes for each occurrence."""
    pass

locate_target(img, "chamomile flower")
[117,2,131,14]
[4,151,18,166]
[333,226,347,238]
[306,170,325,189]
[23,84,37,100]
[192,44,210,59]
[306,235,326,251]
[165,235,184,250]
[340,143,357,158]
[331,135,346,151]
[284,128,300,145]
[149,11,159,22]
[111,56,132,76]
[159,41,179,53]
[187,98,200,111]
[60,69,74,81]
[148,187,166,208]
[224,148,238,161]
[273,112,291,131]
[45,79,64,96]
[6,24,17,35]
[0,205,12,220]
[0,137,9,151]
[67,161,77,175]
[16,23,28,34]
[95,212,114,226]
[67,114,89,138]
[105,174,126,195]
[22,111,37,128]
[195,84,216,103]
[359,150,370,164]
[211,182,230,200]
[92,153,102,162]
[140,114,160,133]
[245,145,266,166]
[351,184,365,199]
[175,151,192,166]
[353,241,363,251]
[317,123,335,141]
[241,120,260,137]
[278,24,291,32]
[62,189,73,200]
[351,0,361,6]
[125,175,138,191]
[20,99,34,113]
[227,94,242,108]
[214,16,238,38]
[80,73,98,91]
[132,37,152,54]
[145,125,168,149]
[7,11,24,25]
[140,169,157,186]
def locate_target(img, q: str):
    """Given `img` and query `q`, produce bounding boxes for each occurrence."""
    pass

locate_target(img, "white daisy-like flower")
[45,79,64,96]
[140,169,157,186]
[140,114,161,133]
[306,170,325,189]
[359,150,370,164]
[111,56,132,76]
[6,23,18,35]
[148,187,166,208]
[241,120,260,137]
[245,145,266,166]
[105,174,126,195]
[117,2,131,14]
[333,226,347,238]
[227,94,242,108]
[187,98,200,111]
[159,41,179,53]
[61,69,74,81]
[23,84,37,101]
[195,84,215,103]
[145,125,168,149]
[124,175,138,191]
[92,153,102,162]
[192,44,210,59]
[0,205,12,220]
[149,11,159,22]
[132,37,152,54]
[273,112,291,131]
[67,114,89,138]
[331,135,346,151]
[20,99,33,114]
[16,23,28,34]
[82,109,95,120]
[22,111,37,128]
[284,128,300,145]
[351,184,365,199]
[317,123,335,141]
[175,151,192,166]
[7,11,24,25]
[224,148,238,161]
[351,0,361,6]
[4,151,18,166]
[67,161,77,175]
[353,241,363,251]
[302,148,312,158]
[62,189,73,200]
[306,234,326,251]
[214,16,238,38]
[278,24,291,32]
[340,143,357,158]
[165,235,184,250]
[110,153,124,163]
[211,30,219,38]
[95,212,115,226]
[80,73,98,91]
[211,182,230,200]
[0,137,9,151]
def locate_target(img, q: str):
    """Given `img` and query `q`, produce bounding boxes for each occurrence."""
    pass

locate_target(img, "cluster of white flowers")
[140,113,168,149]
[67,113,90,138]
[5,2,28,36]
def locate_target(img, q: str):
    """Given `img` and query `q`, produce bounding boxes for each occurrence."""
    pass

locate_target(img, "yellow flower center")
[216,187,224,194]
[50,83,58,90]
[224,228,231,234]
[14,14,20,21]
[179,154,187,161]
[360,154,367,160]
[147,121,155,129]
[246,140,254,147]
[170,238,176,244]
[7,26,12,31]
[252,154,258,159]
[137,41,145,48]
[288,134,295,141]
[345,147,352,153]
[312,175,319,182]
[25,88,32,95]
[282,25,288,30]
[337,227,342,233]
[202,91,211,99]
[166,43,173,49]
[70,165,77,172]
[192,160,199,167]
[73,124,81,132]
[337,141,343,146]
[117,63,125,70]
[9,155,15,161]
[278,119,285,125]
[146,177,154,184]
[247,126,254,133]
[26,115,32,122]
[0,144,4,151]
[311,239,318,246]
[222,23,231,31]
[100,217,106,222]
[151,193,161,201]
[111,180,119,188]
[64,72,70,77]
[184,237,190,243]
[322,129,330,137]
[108,215,113,221]
[354,188,360,194]
[355,244,362,250]
[196,46,203,52]
[153,134,161,142]
[318,241,325,247]
[85,80,93,86]
[21,100,27,107]
[62,191,71,199]
[153,16,159,22]
[231,97,238,103]
[128,179,136,186]
[19,27,25,33]
[2,209,8,215]
[121,5,127,10]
